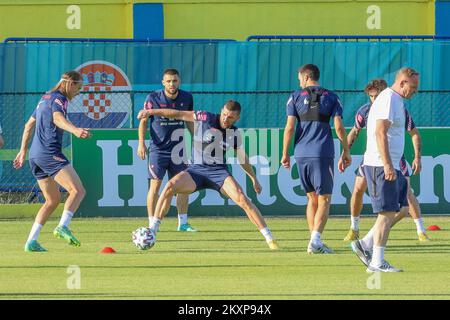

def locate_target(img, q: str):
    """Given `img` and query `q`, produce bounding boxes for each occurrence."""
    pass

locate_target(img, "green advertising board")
[72,128,450,217]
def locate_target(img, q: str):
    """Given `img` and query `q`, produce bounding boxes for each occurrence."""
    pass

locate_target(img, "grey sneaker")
[307,242,334,254]
[366,260,403,273]
[351,240,372,267]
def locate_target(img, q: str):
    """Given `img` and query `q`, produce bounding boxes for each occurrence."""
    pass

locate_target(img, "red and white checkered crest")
[68,60,132,128]
[82,85,112,120]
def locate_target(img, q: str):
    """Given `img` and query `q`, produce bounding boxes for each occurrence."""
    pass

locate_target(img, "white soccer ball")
[132,227,156,250]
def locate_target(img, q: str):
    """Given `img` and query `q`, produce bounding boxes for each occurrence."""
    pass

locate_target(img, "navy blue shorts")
[357,158,410,178]
[29,154,70,180]
[186,164,231,192]
[148,151,188,180]
[363,165,408,214]
[295,157,334,195]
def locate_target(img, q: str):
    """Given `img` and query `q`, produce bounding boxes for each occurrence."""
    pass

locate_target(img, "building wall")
[0,1,438,42]
[161,0,435,40]
[436,0,450,36]
[0,0,133,42]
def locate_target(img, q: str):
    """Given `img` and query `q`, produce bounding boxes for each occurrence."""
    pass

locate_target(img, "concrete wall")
[0,1,437,42]
[0,0,133,41]
[161,0,435,40]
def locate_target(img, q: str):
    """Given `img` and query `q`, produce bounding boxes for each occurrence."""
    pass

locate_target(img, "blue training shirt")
[143,89,193,153]
[29,90,68,158]
[191,111,242,167]
[286,86,343,158]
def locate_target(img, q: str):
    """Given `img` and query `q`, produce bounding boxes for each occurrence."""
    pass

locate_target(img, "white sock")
[178,213,188,226]
[149,218,161,234]
[58,210,74,228]
[310,231,321,245]
[414,218,426,234]
[360,227,375,251]
[148,216,153,228]
[371,246,385,267]
[351,216,360,231]
[27,222,43,242]
[259,227,274,241]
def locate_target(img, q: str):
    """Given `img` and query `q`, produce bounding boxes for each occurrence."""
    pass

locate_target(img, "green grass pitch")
[0,215,449,300]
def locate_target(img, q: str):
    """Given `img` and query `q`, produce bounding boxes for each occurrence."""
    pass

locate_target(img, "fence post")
[130,91,134,128]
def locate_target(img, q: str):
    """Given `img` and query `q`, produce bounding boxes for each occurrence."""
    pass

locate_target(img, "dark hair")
[223,100,241,113]
[298,64,320,81]
[163,68,180,76]
[364,78,388,94]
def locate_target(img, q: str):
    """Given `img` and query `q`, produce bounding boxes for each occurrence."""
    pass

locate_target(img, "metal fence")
[2,35,450,203]
[1,89,449,203]
[246,35,450,42]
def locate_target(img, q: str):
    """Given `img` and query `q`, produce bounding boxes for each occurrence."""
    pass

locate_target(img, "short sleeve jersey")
[191,111,242,167]
[364,88,406,169]
[286,86,343,158]
[143,89,193,152]
[29,90,68,158]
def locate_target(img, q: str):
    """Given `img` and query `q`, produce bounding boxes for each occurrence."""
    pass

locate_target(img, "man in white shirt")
[351,67,420,273]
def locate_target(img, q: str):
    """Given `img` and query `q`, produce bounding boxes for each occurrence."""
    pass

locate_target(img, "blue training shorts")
[295,157,334,195]
[29,154,70,180]
[357,158,410,178]
[148,151,188,180]
[186,164,231,192]
[363,165,408,214]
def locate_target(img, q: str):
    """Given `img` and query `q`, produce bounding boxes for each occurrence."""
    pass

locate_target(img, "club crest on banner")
[68,61,132,128]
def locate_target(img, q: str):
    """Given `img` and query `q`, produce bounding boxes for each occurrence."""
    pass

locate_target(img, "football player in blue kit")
[137,69,197,232]
[343,78,429,242]
[281,64,351,254]
[138,100,279,250]
[13,71,91,252]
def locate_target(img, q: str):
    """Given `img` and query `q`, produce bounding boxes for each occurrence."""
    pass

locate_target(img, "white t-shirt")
[0,123,2,135]
[363,88,405,170]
